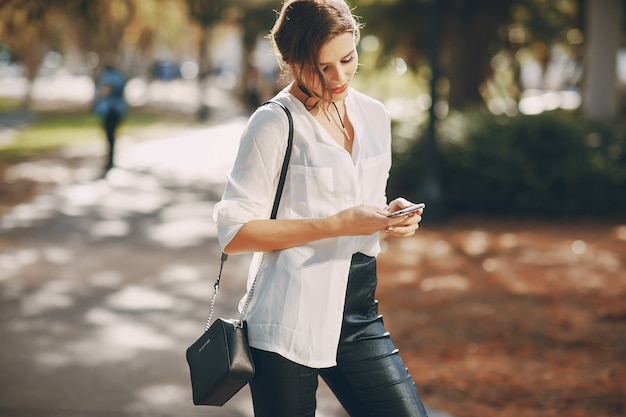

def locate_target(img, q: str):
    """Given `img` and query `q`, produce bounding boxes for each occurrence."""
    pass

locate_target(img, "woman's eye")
[321,66,329,72]
[342,56,354,64]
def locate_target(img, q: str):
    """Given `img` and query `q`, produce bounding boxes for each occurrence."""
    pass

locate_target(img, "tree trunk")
[582,0,622,120]
[443,0,509,111]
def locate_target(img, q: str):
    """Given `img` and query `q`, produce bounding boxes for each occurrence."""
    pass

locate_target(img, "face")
[303,31,358,101]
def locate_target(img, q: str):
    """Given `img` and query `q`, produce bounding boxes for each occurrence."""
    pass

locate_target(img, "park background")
[1,1,625,417]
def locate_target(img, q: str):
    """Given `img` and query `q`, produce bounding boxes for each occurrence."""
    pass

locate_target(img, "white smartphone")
[386,203,425,218]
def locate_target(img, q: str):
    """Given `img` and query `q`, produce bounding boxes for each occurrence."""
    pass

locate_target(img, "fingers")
[387,197,411,212]
[384,213,421,236]
[387,212,422,226]
[344,204,423,237]
[385,224,419,237]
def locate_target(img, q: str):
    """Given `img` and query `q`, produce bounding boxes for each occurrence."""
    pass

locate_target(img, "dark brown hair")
[270,0,362,104]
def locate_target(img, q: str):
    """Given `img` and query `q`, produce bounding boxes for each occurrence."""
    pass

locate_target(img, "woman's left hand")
[384,198,423,238]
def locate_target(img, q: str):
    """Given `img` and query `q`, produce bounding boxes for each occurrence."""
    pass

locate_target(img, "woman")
[213,1,429,416]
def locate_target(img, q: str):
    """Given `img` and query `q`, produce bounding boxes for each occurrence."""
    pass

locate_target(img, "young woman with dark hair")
[213,1,429,415]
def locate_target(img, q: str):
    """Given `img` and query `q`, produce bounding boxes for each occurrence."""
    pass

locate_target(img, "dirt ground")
[377,218,626,417]
[1,158,625,417]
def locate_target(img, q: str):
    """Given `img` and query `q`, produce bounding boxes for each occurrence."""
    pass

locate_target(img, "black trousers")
[249,253,429,417]
[103,110,122,171]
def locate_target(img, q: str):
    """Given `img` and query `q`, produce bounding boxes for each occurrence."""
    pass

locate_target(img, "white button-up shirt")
[213,86,391,368]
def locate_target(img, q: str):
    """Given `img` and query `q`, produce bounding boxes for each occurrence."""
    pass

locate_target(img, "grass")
[0,103,194,162]
[0,97,22,113]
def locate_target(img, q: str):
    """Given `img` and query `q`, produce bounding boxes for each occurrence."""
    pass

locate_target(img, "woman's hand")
[225,198,424,254]
[329,198,423,237]
[383,197,423,238]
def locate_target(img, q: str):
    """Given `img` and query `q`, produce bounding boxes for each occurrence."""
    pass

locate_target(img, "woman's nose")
[329,66,347,83]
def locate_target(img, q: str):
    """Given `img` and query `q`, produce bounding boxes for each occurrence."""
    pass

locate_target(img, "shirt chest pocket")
[361,154,389,204]
[288,165,335,218]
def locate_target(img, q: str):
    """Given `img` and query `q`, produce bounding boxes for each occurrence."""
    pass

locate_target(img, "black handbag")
[186,100,293,406]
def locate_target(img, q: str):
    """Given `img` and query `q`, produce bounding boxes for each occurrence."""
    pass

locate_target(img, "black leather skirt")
[249,252,430,417]
[317,252,429,417]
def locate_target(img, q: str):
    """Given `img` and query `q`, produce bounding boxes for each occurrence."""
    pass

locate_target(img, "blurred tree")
[239,3,280,109]
[63,0,190,77]
[357,0,555,110]
[0,0,192,94]
[187,0,225,120]
[356,0,624,118]
[62,0,136,71]
[0,0,64,107]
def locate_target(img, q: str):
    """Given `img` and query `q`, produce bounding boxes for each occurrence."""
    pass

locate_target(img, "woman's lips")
[332,84,347,94]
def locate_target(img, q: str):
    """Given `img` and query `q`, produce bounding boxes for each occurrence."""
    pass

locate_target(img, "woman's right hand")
[329,205,406,236]
[225,204,419,255]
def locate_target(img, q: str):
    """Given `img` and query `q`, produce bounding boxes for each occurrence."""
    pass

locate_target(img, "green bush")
[388,110,626,219]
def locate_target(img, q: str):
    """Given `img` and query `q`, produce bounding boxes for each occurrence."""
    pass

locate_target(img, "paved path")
[0,120,453,417]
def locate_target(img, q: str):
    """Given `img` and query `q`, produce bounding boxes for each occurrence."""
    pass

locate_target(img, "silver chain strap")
[204,252,266,331]
[238,252,265,326]
[204,100,292,333]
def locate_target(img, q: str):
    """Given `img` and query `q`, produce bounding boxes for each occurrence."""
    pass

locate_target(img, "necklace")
[298,84,350,141]
[297,84,319,110]
[331,101,351,141]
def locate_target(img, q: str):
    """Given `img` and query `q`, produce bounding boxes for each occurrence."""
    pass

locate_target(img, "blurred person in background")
[93,59,127,177]
[213,0,429,416]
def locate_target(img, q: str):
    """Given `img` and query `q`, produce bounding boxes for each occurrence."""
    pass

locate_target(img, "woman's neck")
[290,82,321,112]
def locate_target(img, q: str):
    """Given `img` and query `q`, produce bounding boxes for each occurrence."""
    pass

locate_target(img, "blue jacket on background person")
[93,66,128,119]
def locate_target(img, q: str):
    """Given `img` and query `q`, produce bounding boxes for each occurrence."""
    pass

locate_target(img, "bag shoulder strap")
[205,100,294,330]
[264,100,294,220]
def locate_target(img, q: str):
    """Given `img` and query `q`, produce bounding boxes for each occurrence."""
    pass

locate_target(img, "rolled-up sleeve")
[213,107,289,251]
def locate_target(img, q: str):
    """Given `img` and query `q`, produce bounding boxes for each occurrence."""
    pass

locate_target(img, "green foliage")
[388,110,626,219]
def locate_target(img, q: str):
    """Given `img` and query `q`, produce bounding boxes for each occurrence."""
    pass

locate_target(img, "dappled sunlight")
[33,308,176,366]
[0,247,73,281]
[3,256,242,370]
[147,217,217,248]
[132,384,191,407]
[380,222,626,297]
[147,200,218,247]
[96,321,175,350]
[421,274,470,292]
[0,119,258,415]
[1,120,246,250]
[106,285,179,310]
[0,249,39,280]
[98,185,171,215]
[3,253,227,367]
[7,160,76,183]
[90,219,130,238]
[20,279,76,316]
[88,270,124,287]
[116,119,245,184]
[460,230,489,257]
[376,222,625,417]
[157,263,201,283]
[58,181,110,207]
[2,198,54,228]
[43,246,73,264]
[431,240,451,257]
[482,257,497,272]
[615,225,626,240]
